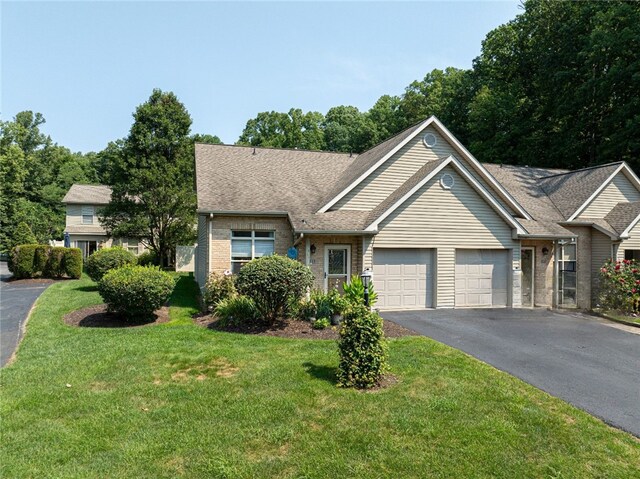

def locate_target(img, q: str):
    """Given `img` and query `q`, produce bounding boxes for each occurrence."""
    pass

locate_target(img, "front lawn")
[1,275,639,478]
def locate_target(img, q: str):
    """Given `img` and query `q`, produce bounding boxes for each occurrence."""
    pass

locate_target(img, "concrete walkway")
[0,262,50,366]
[383,308,640,437]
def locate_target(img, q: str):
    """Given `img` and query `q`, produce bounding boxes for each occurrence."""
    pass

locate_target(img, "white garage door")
[455,249,509,307]
[373,249,434,309]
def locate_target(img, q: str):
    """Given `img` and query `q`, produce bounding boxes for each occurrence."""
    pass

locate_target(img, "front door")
[324,245,351,292]
[521,247,534,307]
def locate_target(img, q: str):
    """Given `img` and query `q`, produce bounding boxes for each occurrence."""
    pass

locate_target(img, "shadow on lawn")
[303,362,337,385]
[74,285,98,292]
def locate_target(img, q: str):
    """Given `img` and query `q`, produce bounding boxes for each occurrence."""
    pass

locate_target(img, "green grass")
[603,310,640,325]
[1,275,639,478]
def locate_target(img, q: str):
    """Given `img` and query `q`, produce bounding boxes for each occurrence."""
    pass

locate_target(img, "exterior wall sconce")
[310,244,316,255]
[542,247,549,256]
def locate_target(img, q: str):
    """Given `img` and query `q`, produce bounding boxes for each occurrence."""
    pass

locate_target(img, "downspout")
[209,213,214,276]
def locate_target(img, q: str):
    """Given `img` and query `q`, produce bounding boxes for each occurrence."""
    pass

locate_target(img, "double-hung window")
[82,206,94,225]
[231,230,275,273]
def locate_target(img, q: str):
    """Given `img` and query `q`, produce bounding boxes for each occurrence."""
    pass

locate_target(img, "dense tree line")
[2,0,637,252]
[238,0,640,172]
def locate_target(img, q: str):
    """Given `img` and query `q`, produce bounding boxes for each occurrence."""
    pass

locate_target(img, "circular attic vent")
[423,132,437,148]
[440,173,454,190]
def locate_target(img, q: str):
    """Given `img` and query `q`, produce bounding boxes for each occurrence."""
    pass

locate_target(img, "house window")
[231,230,275,273]
[127,239,139,255]
[558,242,577,307]
[82,206,94,225]
[624,250,640,261]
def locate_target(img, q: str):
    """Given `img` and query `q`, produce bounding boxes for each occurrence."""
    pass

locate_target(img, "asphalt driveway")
[383,308,640,437]
[0,262,50,366]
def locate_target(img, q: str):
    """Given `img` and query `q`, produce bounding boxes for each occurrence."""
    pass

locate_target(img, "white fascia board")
[429,117,532,220]
[365,156,526,236]
[620,212,640,238]
[365,157,452,231]
[567,163,626,221]
[317,117,436,213]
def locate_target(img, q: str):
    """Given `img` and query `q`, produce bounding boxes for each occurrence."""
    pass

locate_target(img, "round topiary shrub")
[337,304,388,389]
[98,265,176,319]
[137,250,158,266]
[85,246,137,282]
[235,255,314,323]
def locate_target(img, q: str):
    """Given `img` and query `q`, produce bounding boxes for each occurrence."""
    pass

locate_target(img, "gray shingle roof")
[195,144,354,214]
[517,220,576,238]
[320,121,425,207]
[538,163,622,219]
[289,210,372,232]
[62,184,112,204]
[64,224,107,234]
[605,201,640,235]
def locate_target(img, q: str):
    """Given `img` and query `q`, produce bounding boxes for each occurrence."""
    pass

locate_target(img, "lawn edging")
[591,310,640,329]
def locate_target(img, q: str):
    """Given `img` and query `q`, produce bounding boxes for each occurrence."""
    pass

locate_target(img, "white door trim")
[521,247,535,307]
[324,244,351,292]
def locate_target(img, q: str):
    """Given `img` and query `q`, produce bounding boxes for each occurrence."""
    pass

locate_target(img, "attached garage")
[455,249,509,307]
[373,248,434,309]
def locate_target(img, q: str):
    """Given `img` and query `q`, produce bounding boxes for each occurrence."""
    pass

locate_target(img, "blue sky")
[2,1,521,153]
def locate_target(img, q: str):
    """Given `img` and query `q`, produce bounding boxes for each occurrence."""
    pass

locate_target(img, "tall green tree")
[323,105,377,153]
[100,89,197,265]
[238,108,325,150]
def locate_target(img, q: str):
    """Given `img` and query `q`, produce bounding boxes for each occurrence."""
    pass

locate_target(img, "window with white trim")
[82,206,94,225]
[558,242,577,307]
[126,239,139,255]
[231,230,275,273]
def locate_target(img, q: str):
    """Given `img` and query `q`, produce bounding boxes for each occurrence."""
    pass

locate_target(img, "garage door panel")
[456,249,509,308]
[374,249,434,310]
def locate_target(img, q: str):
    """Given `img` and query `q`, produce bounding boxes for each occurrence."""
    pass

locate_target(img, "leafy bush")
[598,259,640,313]
[137,250,158,266]
[337,304,388,389]
[204,271,236,310]
[98,265,176,319]
[312,317,330,330]
[235,255,314,323]
[62,248,83,279]
[215,295,260,326]
[296,298,317,320]
[45,247,66,278]
[33,245,50,274]
[10,244,39,278]
[85,246,137,282]
[11,222,37,250]
[343,275,378,308]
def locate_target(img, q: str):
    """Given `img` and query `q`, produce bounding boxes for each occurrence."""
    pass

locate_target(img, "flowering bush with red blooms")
[598,259,640,313]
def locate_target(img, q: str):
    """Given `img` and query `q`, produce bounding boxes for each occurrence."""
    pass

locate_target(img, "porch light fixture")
[542,247,549,256]
[310,244,316,255]
[361,268,373,307]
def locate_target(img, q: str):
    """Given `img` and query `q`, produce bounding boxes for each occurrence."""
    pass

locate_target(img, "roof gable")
[62,184,112,204]
[573,165,640,220]
[365,156,525,235]
[605,201,640,237]
[318,116,531,219]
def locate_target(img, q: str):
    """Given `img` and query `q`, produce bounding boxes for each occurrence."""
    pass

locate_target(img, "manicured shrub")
[204,271,236,310]
[598,259,640,313]
[85,246,137,282]
[10,244,39,278]
[45,247,66,278]
[98,265,176,319]
[215,295,260,326]
[62,248,83,279]
[235,255,314,323]
[343,275,378,308]
[137,250,158,266]
[312,317,330,330]
[337,304,388,389]
[33,245,50,275]
[11,222,37,250]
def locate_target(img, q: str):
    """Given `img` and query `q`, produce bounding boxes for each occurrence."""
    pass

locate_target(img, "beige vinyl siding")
[335,126,515,215]
[372,166,518,308]
[196,214,209,288]
[617,221,640,260]
[579,173,640,218]
[591,230,613,303]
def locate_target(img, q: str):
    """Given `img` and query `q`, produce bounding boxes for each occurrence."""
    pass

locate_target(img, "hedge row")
[9,244,82,279]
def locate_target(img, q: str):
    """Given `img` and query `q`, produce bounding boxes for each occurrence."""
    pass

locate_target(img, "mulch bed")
[64,304,170,328]
[194,314,418,340]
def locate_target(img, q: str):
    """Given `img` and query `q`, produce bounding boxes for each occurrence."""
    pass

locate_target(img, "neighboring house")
[192,115,640,310]
[62,184,144,258]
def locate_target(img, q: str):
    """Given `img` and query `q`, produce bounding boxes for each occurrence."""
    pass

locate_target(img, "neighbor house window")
[126,239,139,255]
[558,242,577,307]
[624,250,640,261]
[231,230,275,273]
[82,206,94,225]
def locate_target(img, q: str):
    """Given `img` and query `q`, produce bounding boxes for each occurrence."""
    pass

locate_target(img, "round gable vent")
[423,132,437,148]
[440,173,454,190]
